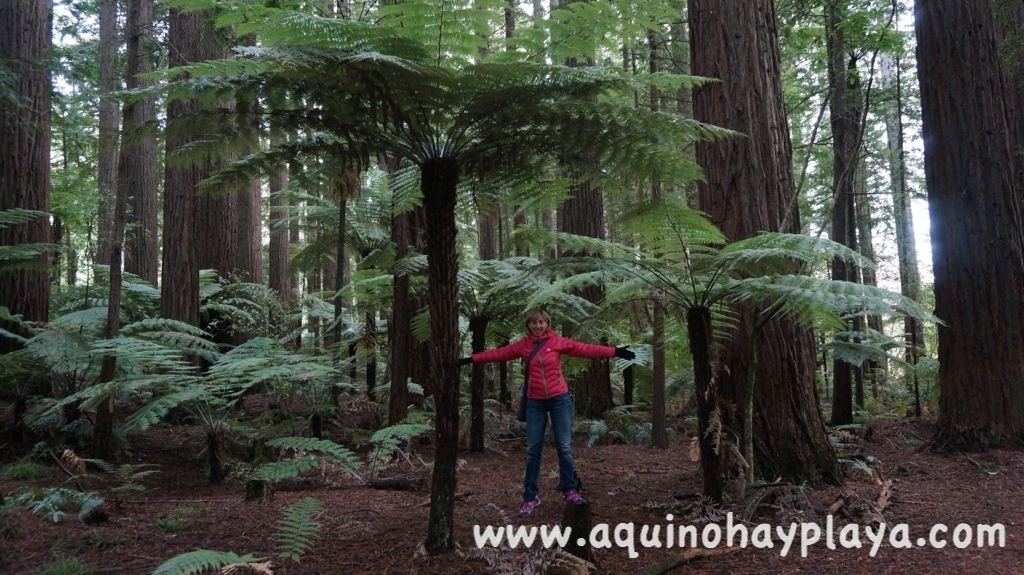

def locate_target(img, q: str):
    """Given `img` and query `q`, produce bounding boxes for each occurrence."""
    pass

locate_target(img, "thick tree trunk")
[161,9,221,327]
[95,0,119,280]
[916,0,1024,450]
[996,1,1024,201]
[558,174,612,417]
[121,0,159,286]
[689,0,838,484]
[423,157,462,554]
[236,176,263,285]
[0,0,52,353]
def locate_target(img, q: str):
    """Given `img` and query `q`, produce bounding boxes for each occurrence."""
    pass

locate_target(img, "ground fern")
[149,550,263,575]
[275,497,323,564]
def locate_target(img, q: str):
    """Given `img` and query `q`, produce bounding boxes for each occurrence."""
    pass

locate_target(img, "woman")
[459,309,635,516]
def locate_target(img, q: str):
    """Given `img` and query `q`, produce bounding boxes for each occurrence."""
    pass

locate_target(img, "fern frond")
[276,497,323,564]
[252,437,361,482]
[368,423,431,474]
[125,386,210,433]
[149,550,262,575]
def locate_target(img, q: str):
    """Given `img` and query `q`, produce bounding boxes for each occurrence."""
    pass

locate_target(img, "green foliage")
[250,437,361,483]
[155,504,205,534]
[0,461,50,481]
[88,528,129,549]
[32,557,90,575]
[367,423,432,474]
[0,209,60,274]
[149,550,263,575]
[276,497,323,564]
[584,407,656,446]
[10,487,103,524]
[79,459,160,499]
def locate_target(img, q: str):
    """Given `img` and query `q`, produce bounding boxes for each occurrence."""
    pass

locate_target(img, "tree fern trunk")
[208,424,226,484]
[651,292,667,448]
[469,316,488,453]
[423,157,462,554]
[687,307,722,502]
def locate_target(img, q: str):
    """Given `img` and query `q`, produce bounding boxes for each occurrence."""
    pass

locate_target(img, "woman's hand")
[457,357,473,366]
[614,346,636,360]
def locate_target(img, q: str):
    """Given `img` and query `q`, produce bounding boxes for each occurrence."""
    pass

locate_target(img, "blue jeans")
[523,393,576,501]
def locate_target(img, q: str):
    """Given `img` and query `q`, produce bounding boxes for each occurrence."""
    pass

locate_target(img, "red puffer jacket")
[471,329,616,400]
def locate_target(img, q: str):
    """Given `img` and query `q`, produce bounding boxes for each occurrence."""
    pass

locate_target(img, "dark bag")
[516,339,548,422]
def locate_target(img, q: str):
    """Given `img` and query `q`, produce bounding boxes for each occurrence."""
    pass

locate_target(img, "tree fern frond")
[26,330,94,377]
[715,232,875,276]
[368,423,431,474]
[0,207,49,227]
[125,387,209,433]
[266,436,361,470]
[276,497,323,564]
[49,307,108,333]
[149,550,261,575]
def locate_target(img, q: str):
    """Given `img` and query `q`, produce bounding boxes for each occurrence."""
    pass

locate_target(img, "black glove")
[614,346,635,361]
[457,357,473,366]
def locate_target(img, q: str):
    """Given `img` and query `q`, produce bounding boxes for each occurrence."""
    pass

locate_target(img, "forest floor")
[2,410,1023,575]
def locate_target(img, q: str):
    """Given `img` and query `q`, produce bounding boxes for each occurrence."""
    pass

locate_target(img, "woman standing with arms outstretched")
[459,309,634,516]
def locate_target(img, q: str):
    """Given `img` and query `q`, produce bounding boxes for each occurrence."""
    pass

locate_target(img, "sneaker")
[518,497,541,517]
[564,491,587,505]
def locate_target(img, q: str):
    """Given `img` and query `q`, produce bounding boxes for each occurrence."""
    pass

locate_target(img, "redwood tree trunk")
[689,0,839,484]
[161,9,220,327]
[557,173,612,417]
[423,157,462,554]
[0,0,52,353]
[879,53,925,365]
[95,0,119,279]
[916,0,1024,450]
[121,0,159,286]
[827,1,861,425]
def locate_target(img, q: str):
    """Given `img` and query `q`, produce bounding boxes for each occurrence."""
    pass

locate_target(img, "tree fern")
[276,497,323,564]
[251,437,361,483]
[149,550,262,575]
[124,386,209,433]
[368,423,432,474]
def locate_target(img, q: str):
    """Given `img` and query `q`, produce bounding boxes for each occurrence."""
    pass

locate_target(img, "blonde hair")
[524,309,551,332]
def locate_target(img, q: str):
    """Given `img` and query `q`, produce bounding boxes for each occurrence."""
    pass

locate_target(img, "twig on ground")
[636,547,741,575]
[47,448,85,491]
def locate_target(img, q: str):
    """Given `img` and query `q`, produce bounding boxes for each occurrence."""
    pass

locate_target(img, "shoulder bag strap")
[520,338,549,398]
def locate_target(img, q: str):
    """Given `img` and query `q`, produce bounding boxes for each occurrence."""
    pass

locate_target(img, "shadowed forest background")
[2,0,1024,573]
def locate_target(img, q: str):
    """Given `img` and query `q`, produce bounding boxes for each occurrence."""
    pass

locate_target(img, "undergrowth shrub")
[32,557,90,575]
[0,461,50,481]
